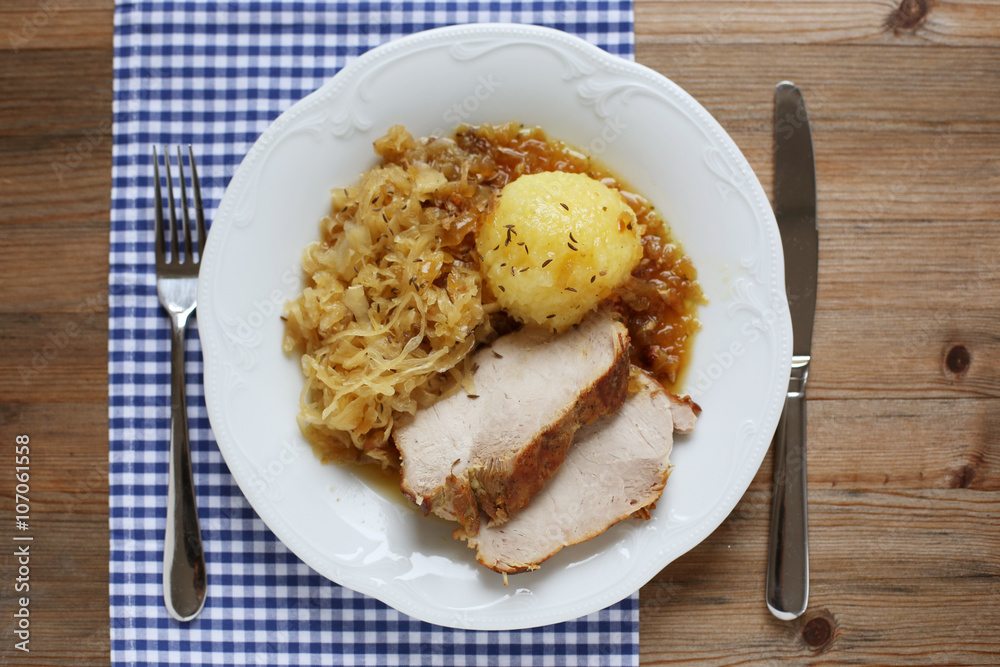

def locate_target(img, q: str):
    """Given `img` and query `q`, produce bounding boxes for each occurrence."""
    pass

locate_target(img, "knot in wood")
[946,344,971,375]
[884,0,930,33]
[950,464,976,489]
[802,614,834,649]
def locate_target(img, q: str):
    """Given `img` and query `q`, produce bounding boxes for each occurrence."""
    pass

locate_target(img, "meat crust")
[396,309,630,533]
[466,372,697,574]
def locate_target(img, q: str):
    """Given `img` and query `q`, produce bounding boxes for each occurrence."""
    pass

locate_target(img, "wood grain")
[0,49,112,140]
[0,222,109,313]
[1,0,112,52]
[632,0,1000,663]
[641,486,1000,665]
[0,1,113,665]
[0,402,109,667]
[637,44,1000,136]
[634,0,1000,47]
[805,398,1000,490]
[0,0,998,664]
[0,312,108,404]
[0,135,115,227]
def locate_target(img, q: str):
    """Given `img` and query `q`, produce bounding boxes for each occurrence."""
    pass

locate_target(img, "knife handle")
[766,356,810,620]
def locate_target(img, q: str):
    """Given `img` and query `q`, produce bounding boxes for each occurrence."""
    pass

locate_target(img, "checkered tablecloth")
[109,1,637,664]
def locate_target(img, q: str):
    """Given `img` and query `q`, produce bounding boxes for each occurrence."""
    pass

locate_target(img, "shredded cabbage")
[283,127,495,467]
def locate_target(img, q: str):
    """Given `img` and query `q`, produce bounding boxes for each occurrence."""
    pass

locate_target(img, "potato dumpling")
[477,171,643,331]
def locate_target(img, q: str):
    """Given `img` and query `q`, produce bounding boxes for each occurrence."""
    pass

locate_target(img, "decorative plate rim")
[199,22,791,630]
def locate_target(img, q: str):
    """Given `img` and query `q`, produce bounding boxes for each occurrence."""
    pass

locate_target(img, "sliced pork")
[466,372,697,574]
[396,309,630,533]
[667,392,700,434]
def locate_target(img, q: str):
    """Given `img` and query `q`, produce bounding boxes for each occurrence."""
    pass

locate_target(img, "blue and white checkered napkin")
[109,1,636,664]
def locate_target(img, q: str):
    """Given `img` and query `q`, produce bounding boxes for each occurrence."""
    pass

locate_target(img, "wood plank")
[641,487,1000,665]
[631,45,1000,232]
[0,402,109,665]
[809,308,1000,399]
[758,398,1000,491]
[1,0,114,52]
[806,220,1000,399]
[0,519,111,667]
[635,0,1000,47]
[742,135,1000,224]
[815,221,1000,311]
[634,44,1000,136]
[0,3,114,664]
[0,135,114,227]
[0,222,109,312]
[0,312,108,404]
[0,402,108,493]
[2,9,112,54]
[0,49,113,137]
[688,298,1000,400]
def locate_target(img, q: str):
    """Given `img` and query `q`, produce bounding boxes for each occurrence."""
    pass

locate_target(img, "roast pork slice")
[396,308,630,533]
[667,392,700,434]
[467,372,697,574]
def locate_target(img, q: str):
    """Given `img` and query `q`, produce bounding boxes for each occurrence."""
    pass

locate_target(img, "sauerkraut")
[283,126,498,467]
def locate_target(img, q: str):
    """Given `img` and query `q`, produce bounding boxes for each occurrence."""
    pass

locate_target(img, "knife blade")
[766,81,818,621]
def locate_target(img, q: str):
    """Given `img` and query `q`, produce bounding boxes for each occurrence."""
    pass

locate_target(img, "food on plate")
[477,171,642,331]
[465,373,696,573]
[284,122,703,572]
[395,307,629,534]
[281,128,492,467]
[666,392,700,433]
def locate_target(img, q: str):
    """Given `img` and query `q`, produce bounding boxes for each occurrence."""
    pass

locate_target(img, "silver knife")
[766,81,818,621]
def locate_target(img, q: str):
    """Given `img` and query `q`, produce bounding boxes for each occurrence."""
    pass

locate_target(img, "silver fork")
[153,145,208,622]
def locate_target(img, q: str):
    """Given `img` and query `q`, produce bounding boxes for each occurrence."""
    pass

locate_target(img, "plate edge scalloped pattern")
[198,22,792,630]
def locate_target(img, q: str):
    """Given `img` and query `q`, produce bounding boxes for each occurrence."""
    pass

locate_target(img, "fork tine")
[188,145,207,260]
[177,147,194,263]
[164,146,179,264]
[152,146,165,264]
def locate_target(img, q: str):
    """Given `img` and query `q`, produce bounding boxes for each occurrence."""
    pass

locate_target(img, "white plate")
[199,23,792,630]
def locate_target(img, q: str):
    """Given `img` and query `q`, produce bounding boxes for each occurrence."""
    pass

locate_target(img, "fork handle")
[163,315,208,621]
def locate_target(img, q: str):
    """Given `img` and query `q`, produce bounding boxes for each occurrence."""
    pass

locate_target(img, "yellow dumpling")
[477,171,643,331]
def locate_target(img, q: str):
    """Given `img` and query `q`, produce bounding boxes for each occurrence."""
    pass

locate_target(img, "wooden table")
[2,1,997,664]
